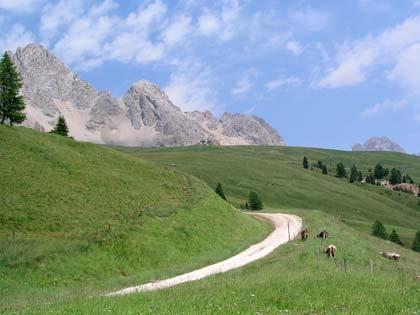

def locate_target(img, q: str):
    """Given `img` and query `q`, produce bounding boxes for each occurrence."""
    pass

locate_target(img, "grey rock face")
[11,43,284,147]
[352,137,406,153]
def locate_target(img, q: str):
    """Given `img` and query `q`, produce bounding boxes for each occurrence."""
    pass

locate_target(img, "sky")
[1,0,420,153]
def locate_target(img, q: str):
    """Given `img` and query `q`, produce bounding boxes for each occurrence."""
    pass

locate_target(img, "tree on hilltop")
[389,229,403,245]
[336,163,347,178]
[51,115,69,136]
[215,183,227,201]
[248,191,263,210]
[303,156,309,169]
[0,52,25,125]
[371,220,387,240]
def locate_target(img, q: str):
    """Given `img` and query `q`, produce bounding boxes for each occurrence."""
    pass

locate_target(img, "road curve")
[106,212,302,296]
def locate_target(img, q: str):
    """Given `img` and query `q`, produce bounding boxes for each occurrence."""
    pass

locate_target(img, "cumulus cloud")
[0,24,34,52]
[362,99,408,117]
[161,15,192,45]
[164,63,219,112]
[286,41,303,55]
[265,77,302,91]
[319,15,420,89]
[231,69,258,96]
[0,0,44,13]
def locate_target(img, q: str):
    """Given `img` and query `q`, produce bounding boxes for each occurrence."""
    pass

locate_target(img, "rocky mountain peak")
[11,43,285,147]
[352,137,405,153]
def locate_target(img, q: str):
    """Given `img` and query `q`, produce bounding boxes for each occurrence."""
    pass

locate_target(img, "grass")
[0,126,270,312]
[13,210,420,314]
[116,145,420,240]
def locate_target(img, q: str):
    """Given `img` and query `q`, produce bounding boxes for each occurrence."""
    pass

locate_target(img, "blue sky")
[1,0,420,153]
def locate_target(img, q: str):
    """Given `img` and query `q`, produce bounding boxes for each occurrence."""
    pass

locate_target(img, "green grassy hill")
[117,145,420,246]
[0,126,270,311]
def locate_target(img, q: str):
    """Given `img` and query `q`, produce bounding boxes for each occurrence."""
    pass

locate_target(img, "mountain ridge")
[352,136,405,153]
[9,44,285,147]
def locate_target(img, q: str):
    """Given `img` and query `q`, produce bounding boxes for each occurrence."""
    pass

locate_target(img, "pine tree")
[303,156,309,169]
[358,171,363,182]
[397,170,402,184]
[389,229,403,245]
[317,161,323,169]
[215,183,227,200]
[349,165,358,183]
[412,231,420,252]
[0,52,25,125]
[248,191,263,210]
[322,165,328,175]
[336,162,347,178]
[384,168,389,177]
[371,220,387,239]
[51,115,69,136]
[389,168,399,185]
[374,163,384,180]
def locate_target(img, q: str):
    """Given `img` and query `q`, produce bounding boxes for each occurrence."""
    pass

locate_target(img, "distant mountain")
[352,137,405,153]
[9,44,284,147]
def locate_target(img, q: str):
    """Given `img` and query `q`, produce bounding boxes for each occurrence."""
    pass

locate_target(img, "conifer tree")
[371,220,387,239]
[412,231,420,252]
[349,165,358,183]
[317,161,323,169]
[322,165,328,175]
[389,229,403,245]
[303,156,309,169]
[215,183,227,200]
[51,115,69,136]
[389,168,399,185]
[374,163,384,180]
[0,52,25,125]
[248,191,263,210]
[336,162,347,178]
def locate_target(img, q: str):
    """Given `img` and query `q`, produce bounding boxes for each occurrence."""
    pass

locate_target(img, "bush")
[248,191,263,210]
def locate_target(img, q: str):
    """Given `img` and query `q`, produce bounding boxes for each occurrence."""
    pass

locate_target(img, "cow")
[301,228,309,240]
[317,230,329,239]
[416,276,420,281]
[325,244,337,258]
[380,252,400,260]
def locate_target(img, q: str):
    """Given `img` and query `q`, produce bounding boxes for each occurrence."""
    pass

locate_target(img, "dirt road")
[106,212,302,296]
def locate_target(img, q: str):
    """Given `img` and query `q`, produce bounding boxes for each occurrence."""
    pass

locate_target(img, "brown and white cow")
[317,230,329,239]
[325,244,337,258]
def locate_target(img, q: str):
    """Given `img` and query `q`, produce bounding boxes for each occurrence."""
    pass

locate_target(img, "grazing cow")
[416,276,420,281]
[317,230,329,239]
[301,228,309,240]
[380,252,400,260]
[325,244,337,258]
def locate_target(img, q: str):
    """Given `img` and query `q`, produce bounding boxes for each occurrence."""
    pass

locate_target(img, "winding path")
[106,213,302,296]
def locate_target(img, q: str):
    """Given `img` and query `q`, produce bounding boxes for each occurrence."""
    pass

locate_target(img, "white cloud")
[265,77,302,91]
[231,69,258,96]
[161,15,192,46]
[0,24,34,52]
[286,41,303,55]
[164,63,219,112]
[288,7,329,32]
[0,0,44,13]
[319,15,420,89]
[362,99,408,117]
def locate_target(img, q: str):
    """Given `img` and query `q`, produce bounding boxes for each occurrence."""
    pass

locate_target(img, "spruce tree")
[412,231,420,252]
[303,156,309,169]
[371,220,387,239]
[389,168,399,185]
[51,115,69,136]
[317,161,323,169]
[322,165,328,175]
[0,52,25,125]
[215,183,227,200]
[358,171,363,182]
[336,162,347,178]
[389,229,403,245]
[349,165,358,183]
[248,191,263,210]
[374,163,384,180]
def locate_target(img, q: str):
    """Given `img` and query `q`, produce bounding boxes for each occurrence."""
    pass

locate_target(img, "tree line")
[0,52,69,136]
[215,183,263,211]
[372,220,420,253]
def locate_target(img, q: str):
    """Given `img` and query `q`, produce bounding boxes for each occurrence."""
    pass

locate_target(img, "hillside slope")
[0,126,270,311]
[117,145,420,244]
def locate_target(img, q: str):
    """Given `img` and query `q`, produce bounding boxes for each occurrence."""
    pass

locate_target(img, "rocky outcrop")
[10,44,284,147]
[352,137,405,153]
